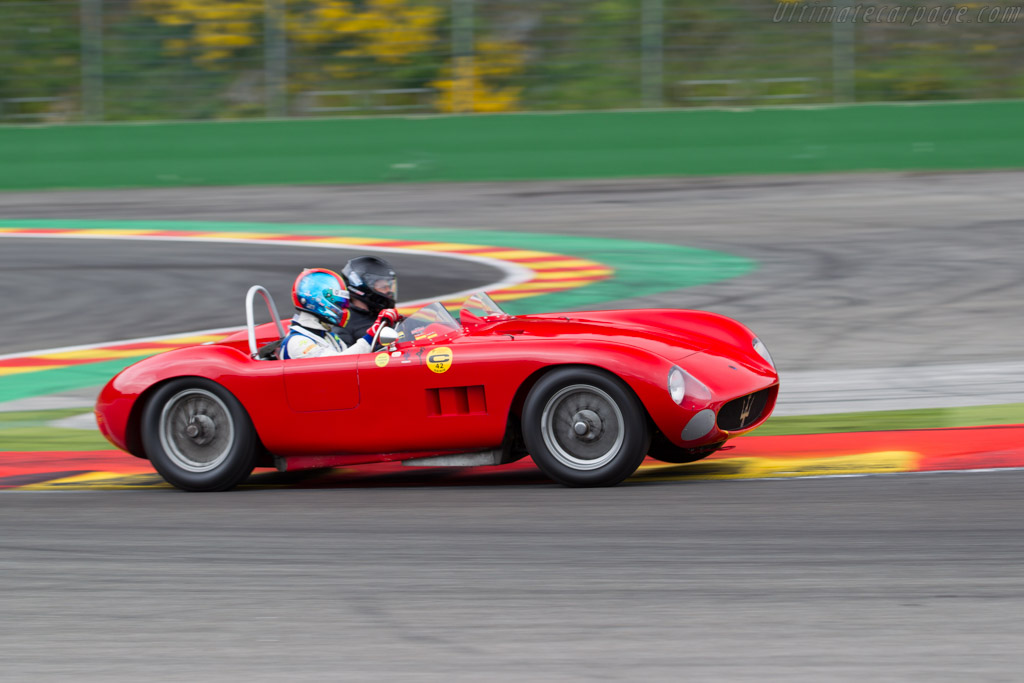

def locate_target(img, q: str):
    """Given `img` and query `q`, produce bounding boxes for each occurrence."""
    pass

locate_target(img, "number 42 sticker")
[427,347,453,374]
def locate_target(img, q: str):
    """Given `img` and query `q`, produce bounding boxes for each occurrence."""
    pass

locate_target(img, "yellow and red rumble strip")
[0,226,612,377]
[4,425,1023,490]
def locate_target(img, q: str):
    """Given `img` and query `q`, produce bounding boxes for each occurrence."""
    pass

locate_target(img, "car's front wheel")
[522,367,650,487]
[141,378,258,492]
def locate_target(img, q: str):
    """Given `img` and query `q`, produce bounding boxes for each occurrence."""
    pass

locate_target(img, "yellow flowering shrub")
[136,0,523,112]
[139,0,262,64]
[433,39,526,113]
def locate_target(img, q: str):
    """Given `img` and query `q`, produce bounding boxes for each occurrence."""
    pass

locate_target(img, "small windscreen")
[395,302,460,343]
[459,292,509,321]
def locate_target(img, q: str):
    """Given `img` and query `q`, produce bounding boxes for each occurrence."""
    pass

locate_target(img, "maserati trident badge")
[738,394,755,427]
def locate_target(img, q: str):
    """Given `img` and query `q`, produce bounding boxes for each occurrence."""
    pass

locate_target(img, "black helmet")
[342,256,397,315]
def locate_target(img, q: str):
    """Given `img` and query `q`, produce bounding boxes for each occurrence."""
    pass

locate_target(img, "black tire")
[522,367,650,487]
[141,378,258,492]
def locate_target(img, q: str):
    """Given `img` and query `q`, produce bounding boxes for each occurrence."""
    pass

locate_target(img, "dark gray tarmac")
[3,473,1023,682]
[0,238,502,355]
[2,173,1024,680]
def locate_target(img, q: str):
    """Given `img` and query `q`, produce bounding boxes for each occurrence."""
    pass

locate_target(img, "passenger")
[334,256,399,346]
[278,268,397,359]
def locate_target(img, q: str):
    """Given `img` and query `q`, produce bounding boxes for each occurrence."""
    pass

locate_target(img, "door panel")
[283,354,360,412]
[357,340,525,453]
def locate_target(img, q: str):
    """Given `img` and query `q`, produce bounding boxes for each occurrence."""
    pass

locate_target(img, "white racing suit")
[278,311,372,360]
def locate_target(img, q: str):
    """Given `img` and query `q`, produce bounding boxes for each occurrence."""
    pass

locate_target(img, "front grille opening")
[717,388,771,431]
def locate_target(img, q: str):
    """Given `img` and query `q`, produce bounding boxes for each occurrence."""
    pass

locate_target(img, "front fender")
[509,338,776,449]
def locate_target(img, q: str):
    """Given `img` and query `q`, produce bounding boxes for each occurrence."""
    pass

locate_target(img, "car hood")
[477,308,766,367]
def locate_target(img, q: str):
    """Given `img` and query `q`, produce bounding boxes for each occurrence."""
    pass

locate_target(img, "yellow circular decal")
[427,347,453,374]
[374,352,390,368]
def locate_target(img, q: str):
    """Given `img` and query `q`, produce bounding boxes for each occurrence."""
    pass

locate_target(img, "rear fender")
[120,377,275,467]
[99,345,286,458]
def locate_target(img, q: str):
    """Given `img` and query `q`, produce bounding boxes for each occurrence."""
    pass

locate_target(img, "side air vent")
[426,386,487,416]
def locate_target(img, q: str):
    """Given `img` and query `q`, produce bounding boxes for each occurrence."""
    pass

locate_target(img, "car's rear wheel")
[141,378,258,492]
[522,367,649,487]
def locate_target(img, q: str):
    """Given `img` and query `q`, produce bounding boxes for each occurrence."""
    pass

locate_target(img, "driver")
[278,268,397,359]
[334,256,399,346]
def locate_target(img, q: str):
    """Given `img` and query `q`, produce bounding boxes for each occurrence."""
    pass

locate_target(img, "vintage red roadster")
[95,291,779,491]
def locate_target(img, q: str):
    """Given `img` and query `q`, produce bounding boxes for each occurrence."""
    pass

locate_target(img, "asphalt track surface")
[5,474,1024,681]
[3,171,1024,369]
[0,238,503,355]
[2,172,1024,680]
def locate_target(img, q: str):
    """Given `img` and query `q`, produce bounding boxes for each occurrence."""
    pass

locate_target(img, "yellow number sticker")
[427,347,453,374]
[374,352,390,368]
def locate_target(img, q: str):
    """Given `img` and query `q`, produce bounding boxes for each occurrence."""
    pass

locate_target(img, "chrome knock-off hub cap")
[570,409,603,441]
[185,414,216,444]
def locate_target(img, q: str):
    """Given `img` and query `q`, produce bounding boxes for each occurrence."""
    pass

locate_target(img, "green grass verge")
[756,403,1024,436]
[2,403,1021,454]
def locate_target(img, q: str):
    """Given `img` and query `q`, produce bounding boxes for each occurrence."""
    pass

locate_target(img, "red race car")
[95,291,779,491]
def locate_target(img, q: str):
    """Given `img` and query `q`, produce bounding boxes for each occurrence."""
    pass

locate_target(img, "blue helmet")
[291,268,350,326]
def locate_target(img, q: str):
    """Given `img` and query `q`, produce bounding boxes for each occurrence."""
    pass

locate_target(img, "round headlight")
[668,366,686,404]
[752,337,775,370]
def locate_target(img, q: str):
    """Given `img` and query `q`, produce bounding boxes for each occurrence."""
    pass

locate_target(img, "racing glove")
[365,308,399,340]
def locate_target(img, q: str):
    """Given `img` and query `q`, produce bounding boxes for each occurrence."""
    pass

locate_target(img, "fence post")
[80,0,104,121]
[832,0,855,102]
[265,0,288,117]
[451,0,475,112]
[642,0,664,108]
